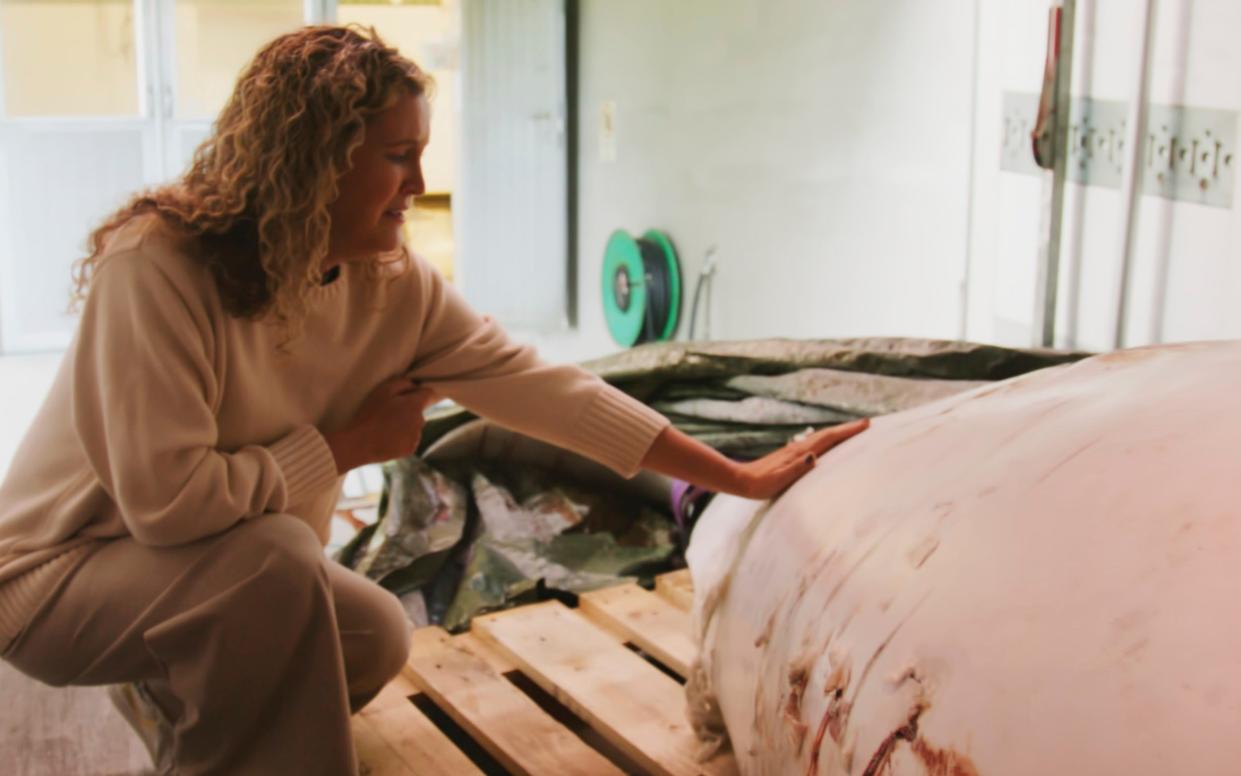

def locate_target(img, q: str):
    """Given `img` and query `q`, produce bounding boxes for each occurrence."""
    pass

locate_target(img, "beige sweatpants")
[1,513,411,775]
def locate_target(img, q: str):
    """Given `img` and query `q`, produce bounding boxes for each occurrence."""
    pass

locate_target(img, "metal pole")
[958,0,982,342]
[1113,0,1157,350]
[1033,0,1076,348]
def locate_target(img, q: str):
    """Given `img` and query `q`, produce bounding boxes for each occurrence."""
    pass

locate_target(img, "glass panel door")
[338,0,459,281]
[162,0,306,178]
[0,0,156,352]
[0,0,313,353]
[1,0,141,117]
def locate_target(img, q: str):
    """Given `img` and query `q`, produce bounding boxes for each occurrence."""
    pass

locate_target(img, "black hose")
[637,237,672,344]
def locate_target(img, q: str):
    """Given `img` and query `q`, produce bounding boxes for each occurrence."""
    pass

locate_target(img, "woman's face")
[326,90,430,266]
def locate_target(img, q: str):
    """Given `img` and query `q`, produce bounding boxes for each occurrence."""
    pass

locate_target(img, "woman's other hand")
[323,376,439,473]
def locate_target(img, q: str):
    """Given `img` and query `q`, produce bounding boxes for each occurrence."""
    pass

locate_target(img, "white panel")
[458,0,566,331]
[0,124,149,352]
[1058,0,1241,348]
[967,0,1057,347]
[990,173,1046,346]
[1059,183,1126,351]
[169,122,212,181]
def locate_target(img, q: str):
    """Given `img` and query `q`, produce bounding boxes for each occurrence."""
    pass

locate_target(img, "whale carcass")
[687,342,1241,775]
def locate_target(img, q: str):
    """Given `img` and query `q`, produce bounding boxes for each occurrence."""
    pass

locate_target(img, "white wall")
[967,0,1241,351]
[561,0,1241,362]
[565,0,979,359]
[0,354,59,480]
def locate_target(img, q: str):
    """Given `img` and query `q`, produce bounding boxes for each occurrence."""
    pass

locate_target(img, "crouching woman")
[0,25,864,775]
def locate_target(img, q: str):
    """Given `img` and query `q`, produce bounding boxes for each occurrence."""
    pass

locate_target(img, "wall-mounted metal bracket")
[1003,92,1238,209]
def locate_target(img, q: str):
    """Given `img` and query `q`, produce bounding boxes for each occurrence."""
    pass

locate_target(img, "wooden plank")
[579,583,697,678]
[358,680,483,775]
[472,601,738,776]
[365,674,420,712]
[406,626,624,776]
[655,569,694,612]
[353,715,418,776]
[451,631,515,674]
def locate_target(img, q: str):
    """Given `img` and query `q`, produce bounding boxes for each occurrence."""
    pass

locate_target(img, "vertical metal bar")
[0,13,8,352]
[133,0,152,121]
[306,0,334,25]
[148,0,176,181]
[1033,0,1075,348]
[958,0,982,341]
[564,0,579,328]
[137,0,168,186]
[1114,0,1157,350]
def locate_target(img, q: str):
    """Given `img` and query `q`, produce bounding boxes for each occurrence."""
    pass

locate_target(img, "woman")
[0,25,865,775]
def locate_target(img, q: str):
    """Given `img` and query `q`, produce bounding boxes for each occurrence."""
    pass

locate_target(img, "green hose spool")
[602,229,682,347]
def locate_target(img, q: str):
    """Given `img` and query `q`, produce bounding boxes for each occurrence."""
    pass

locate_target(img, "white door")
[457,0,568,332]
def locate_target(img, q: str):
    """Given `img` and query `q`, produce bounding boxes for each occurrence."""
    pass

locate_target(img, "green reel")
[602,229,682,348]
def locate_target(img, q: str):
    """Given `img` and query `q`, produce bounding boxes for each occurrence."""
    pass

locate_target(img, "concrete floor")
[1,667,153,776]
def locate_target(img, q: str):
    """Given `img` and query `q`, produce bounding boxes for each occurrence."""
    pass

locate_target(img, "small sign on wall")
[599,99,617,163]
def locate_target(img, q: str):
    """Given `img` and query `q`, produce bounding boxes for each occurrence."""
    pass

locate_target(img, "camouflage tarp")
[415,338,1088,458]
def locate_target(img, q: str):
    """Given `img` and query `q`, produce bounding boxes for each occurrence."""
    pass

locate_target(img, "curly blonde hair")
[71,25,431,336]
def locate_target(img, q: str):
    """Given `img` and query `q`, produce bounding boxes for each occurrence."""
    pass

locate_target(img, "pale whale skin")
[687,342,1241,776]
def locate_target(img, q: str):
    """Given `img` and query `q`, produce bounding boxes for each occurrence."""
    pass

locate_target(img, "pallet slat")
[579,583,696,678]
[472,601,737,776]
[357,679,483,775]
[353,715,417,776]
[655,569,694,612]
[452,632,515,674]
[406,626,624,776]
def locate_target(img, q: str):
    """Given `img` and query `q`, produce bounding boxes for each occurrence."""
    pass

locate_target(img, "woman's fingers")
[376,374,420,399]
[779,454,815,490]
[741,420,869,500]
[394,387,437,411]
[391,377,440,404]
[806,418,869,456]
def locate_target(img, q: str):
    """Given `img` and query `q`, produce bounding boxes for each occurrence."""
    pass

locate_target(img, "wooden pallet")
[352,569,735,775]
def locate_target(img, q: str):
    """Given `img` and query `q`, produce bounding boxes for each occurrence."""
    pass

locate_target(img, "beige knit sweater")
[0,215,668,647]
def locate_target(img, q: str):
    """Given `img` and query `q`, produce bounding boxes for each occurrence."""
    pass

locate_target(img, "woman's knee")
[221,514,328,606]
[229,514,322,570]
[350,588,412,686]
[372,590,412,680]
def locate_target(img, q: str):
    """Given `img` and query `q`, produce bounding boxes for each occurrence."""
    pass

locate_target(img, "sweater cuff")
[575,386,671,478]
[267,425,341,505]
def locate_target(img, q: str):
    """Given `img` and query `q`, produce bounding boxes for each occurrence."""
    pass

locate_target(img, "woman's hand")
[730,419,870,500]
[639,418,870,501]
[323,376,439,473]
